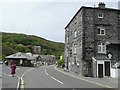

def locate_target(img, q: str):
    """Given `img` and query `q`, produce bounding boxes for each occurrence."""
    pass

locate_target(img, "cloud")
[1,2,118,42]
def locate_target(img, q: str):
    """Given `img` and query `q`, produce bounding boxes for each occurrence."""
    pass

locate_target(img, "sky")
[0,0,119,43]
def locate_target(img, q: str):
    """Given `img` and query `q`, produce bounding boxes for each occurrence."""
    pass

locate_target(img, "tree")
[57,52,64,67]
[15,45,26,52]
[25,48,31,53]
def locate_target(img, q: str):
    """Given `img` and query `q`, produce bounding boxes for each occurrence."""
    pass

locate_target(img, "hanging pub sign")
[107,52,113,60]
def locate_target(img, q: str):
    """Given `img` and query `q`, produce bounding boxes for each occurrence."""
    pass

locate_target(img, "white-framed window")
[98,13,103,18]
[98,43,106,53]
[97,27,105,35]
[74,30,77,38]
[66,37,68,43]
[74,44,77,54]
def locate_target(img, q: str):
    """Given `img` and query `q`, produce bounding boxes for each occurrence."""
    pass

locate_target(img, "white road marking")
[2,72,21,90]
[20,68,35,90]
[54,66,112,88]
[20,78,24,89]
[21,68,34,78]
[51,76,64,85]
[45,69,49,76]
[17,77,21,90]
[2,72,11,77]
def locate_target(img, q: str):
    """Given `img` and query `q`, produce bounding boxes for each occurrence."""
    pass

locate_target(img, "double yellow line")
[20,78,24,90]
[19,68,34,90]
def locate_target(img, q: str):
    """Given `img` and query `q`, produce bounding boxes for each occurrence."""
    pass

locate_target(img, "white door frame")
[97,60,111,77]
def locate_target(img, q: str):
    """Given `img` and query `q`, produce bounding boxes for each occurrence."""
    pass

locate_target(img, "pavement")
[55,66,119,89]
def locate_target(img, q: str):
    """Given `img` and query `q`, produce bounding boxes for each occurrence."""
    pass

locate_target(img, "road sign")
[107,52,113,59]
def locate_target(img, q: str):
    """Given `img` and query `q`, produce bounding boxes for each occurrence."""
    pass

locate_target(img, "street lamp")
[106,41,110,45]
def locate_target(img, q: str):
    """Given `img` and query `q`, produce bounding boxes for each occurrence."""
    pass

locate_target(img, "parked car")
[113,62,120,69]
[0,61,3,64]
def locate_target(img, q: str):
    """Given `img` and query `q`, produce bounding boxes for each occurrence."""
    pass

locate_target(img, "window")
[97,27,105,35]
[66,37,68,43]
[70,30,72,35]
[74,44,77,54]
[98,13,103,18]
[74,30,77,38]
[70,49,72,57]
[74,56,76,65]
[74,47,76,54]
[98,43,106,53]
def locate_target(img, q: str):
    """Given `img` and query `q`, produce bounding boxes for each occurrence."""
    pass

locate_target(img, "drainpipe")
[93,6,97,57]
[93,6,97,77]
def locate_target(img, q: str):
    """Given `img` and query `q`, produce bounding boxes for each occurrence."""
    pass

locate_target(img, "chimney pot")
[98,2,105,9]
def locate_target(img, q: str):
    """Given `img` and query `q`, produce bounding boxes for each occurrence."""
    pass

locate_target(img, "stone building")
[39,55,56,65]
[32,46,41,54]
[5,52,34,67]
[65,3,120,77]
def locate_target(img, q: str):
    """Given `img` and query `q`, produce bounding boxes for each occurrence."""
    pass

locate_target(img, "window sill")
[98,17,103,19]
[97,53,107,55]
[97,34,106,35]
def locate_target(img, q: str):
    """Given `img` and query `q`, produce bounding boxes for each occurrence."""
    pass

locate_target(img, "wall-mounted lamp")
[106,41,110,45]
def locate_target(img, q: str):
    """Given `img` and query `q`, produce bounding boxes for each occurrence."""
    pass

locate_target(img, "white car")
[0,61,3,64]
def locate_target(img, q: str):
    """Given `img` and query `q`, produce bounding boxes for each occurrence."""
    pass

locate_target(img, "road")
[2,65,118,90]
[23,65,111,89]
[2,65,34,89]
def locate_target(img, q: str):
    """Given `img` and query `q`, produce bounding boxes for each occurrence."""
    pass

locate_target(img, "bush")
[57,59,64,67]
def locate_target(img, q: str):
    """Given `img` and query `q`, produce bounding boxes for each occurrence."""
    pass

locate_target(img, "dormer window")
[98,13,103,18]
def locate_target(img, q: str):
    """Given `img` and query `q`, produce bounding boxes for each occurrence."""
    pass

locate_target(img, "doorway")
[98,64,103,78]
[105,61,110,76]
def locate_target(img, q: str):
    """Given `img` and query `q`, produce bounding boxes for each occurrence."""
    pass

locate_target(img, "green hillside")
[2,32,64,60]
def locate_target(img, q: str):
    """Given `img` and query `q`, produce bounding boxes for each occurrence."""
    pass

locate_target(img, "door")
[98,64,103,78]
[105,61,110,76]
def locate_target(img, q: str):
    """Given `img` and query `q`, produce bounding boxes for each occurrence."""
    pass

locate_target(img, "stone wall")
[65,6,120,77]
[82,8,120,76]
[65,9,84,74]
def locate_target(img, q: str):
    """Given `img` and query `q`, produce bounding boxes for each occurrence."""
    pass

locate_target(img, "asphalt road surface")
[2,65,117,90]
[23,65,110,88]
[2,65,34,89]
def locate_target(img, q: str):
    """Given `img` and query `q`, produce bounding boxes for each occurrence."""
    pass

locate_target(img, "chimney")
[98,2,105,9]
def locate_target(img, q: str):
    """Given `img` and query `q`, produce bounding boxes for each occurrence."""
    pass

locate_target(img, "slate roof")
[5,52,34,60]
[95,55,110,60]
[39,55,56,61]
[40,55,51,59]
